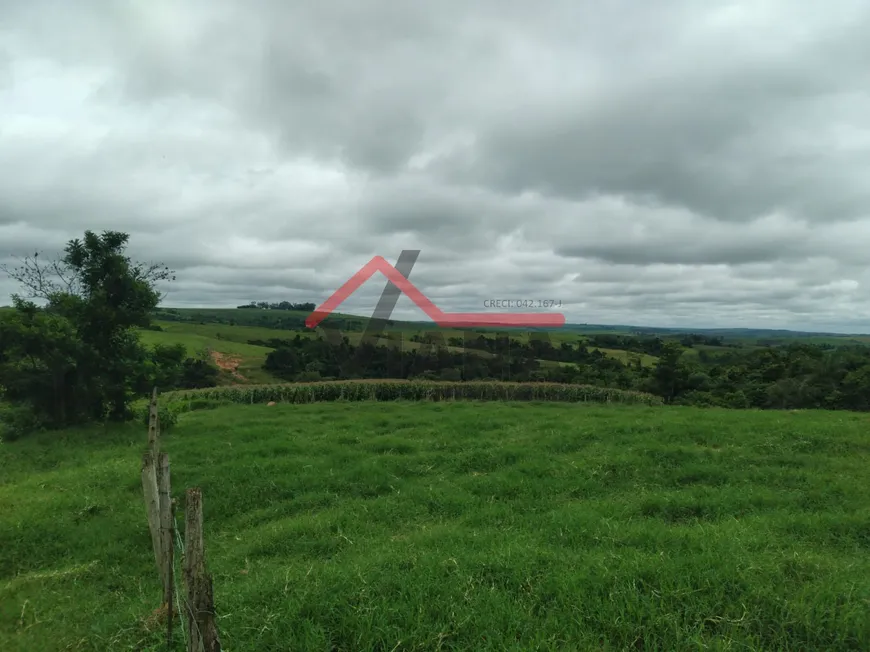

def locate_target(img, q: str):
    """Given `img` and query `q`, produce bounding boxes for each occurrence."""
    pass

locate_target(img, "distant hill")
[4,302,866,341]
[153,306,867,341]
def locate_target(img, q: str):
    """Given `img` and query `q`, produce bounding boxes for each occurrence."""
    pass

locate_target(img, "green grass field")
[137,325,276,358]
[137,324,277,384]
[146,321,316,345]
[2,401,869,650]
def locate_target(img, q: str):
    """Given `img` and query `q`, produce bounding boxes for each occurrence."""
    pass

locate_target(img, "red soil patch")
[209,350,246,381]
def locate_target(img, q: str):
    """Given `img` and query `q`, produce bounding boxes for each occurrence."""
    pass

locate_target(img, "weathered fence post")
[184,488,222,652]
[157,451,174,644]
[148,387,160,452]
[142,388,176,649]
[142,386,163,575]
[141,451,162,575]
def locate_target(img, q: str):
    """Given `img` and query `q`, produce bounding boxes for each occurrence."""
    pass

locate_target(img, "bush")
[0,403,44,442]
[138,402,180,433]
[180,358,220,389]
[439,368,462,381]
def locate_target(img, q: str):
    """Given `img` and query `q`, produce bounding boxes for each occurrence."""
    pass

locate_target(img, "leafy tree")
[840,365,870,410]
[651,341,690,403]
[0,299,83,425]
[264,347,301,381]
[180,356,221,389]
[0,230,176,427]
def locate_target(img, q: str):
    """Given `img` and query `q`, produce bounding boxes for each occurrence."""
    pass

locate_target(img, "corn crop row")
[163,380,663,406]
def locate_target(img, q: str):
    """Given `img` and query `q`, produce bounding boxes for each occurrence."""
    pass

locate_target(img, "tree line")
[153,307,367,332]
[236,301,317,311]
[261,330,870,411]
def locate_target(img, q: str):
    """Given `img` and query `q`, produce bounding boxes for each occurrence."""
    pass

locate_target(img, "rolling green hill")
[131,307,870,388]
[137,318,660,383]
[9,302,870,392]
[138,324,277,384]
[150,306,870,347]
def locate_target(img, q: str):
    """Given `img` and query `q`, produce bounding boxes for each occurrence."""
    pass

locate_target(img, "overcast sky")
[2,1,870,332]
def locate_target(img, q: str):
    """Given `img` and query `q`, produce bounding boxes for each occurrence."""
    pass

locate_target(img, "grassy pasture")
[2,402,869,650]
[137,325,275,358]
[146,320,316,345]
[589,346,659,367]
[137,323,277,384]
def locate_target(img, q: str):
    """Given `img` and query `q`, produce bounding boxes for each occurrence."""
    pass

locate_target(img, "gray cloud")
[2,0,870,332]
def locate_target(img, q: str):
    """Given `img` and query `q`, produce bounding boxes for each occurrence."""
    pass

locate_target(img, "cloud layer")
[2,0,870,332]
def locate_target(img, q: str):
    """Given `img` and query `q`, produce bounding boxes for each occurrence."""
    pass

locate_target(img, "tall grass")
[2,402,869,650]
[164,379,664,406]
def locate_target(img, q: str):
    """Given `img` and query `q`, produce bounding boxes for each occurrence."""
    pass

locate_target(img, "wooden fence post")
[148,387,160,452]
[141,451,162,575]
[157,451,174,643]
[184,488,221,652]
[142,388,177,649]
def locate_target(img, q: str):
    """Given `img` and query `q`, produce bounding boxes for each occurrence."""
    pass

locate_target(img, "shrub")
[0,403,44,442]
[180,358,220,389]
[137,402,181,433]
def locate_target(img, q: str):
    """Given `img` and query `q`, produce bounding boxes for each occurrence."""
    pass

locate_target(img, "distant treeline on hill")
[152,305,368,332]
[236,301,317,311]
[424,332,732,358]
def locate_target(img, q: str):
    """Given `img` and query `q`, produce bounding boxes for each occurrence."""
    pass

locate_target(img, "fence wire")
[172,511,188,648]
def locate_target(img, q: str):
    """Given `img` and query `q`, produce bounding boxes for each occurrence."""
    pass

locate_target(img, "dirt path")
[209,350,246,381]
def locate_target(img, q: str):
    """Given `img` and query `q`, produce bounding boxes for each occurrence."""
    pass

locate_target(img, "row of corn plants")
[162,380,663,406]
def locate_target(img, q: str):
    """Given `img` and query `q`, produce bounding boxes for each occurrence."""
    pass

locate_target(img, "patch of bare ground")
[209,350,246,381]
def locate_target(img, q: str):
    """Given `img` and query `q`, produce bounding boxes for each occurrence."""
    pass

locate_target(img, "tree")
[264,347,301,381]
[0,299,83,425]
[0,230,176,426]
[840,365,870,411]
[651,341,690,403]
[180,356,221,389]
[0,232,174,303]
